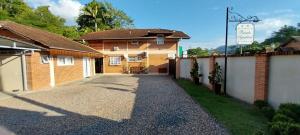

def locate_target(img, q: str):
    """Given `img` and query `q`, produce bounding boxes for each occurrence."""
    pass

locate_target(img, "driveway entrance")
[0,75,227,135]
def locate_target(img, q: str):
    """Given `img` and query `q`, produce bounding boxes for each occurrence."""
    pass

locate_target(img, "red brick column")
[208,56,216,90]
[209,56,216,72]
[175,57,181,79]
[254,54,269,101]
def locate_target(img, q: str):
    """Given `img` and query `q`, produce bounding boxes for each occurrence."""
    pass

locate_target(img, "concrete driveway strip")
[0,75,228,135]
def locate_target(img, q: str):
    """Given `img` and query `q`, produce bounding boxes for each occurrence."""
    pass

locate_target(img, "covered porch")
[0,36,44,93]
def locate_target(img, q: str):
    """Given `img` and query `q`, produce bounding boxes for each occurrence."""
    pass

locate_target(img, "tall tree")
[187,47,209,57]
[0,0,31,19]
[0,1,81,39]
[262,25,300,45]
[77,1,133,32]
[81,0,99,31]
[235,41,267,54]
[15,6,66,35]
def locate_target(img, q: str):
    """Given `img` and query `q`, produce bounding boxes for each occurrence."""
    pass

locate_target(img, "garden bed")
[176,79,269,135]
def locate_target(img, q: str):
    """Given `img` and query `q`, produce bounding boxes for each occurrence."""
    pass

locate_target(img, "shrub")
[261,106,275,121]
[269,103,300,135]
[272,114,294,123]
[270,121,300,135]
[253,129,265,135]
[254,100,269,109]
[190,58,200,85]
[277,103,300,122]
[253,100,275,120]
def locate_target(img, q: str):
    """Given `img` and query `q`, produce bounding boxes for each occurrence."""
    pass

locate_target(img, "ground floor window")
[41,55,50,64]
[57,55,74,66]
[109,56,121,65]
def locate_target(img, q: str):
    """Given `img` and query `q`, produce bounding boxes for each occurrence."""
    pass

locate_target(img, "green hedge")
[254,100,275,121]
[270,103,300,135]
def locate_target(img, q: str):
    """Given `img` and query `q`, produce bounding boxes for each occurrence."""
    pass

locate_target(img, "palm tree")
[77,1,133,32]
[82,0,100,31]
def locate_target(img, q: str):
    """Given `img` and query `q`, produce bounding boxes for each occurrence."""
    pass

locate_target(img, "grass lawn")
[176,79,269,135]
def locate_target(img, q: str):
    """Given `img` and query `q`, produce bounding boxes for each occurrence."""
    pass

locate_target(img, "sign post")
[236,23,254,54]
[223,7,260,95]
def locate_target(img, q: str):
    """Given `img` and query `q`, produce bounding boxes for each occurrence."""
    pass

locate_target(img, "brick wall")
[54,56,84,85]
[208,57,216,89]
[26,51,51,90]
[148,54,169,73]
[0,29,95,90]
[103,56,126,73]
[88,39,178,74]
[26,52,94,90]
[176,57,181,79]
[254,55,269,101]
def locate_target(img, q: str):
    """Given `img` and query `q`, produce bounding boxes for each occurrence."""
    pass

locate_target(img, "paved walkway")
[0,75,228,135]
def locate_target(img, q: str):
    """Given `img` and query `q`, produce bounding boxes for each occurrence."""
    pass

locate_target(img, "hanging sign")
[236,23,254,45]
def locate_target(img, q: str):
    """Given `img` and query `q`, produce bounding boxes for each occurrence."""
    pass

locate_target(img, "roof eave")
[81,36,190,40]
[49,46,101,54]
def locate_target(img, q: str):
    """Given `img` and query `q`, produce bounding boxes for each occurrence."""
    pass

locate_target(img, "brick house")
[80,29,190,74]
[0,21,102,92]
[277,36,300,51]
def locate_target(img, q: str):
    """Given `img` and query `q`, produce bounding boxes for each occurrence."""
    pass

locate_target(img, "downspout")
[146,41,149,73]
[126,41,129,73]
[21,50,29,91]
[102,41,105,73]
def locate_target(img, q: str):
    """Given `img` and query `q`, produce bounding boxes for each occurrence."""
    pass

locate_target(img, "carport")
[0,36,43,92]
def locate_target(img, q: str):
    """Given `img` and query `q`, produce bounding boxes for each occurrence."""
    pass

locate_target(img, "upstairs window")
[57,56,74,66]
[156,35,165,45]
[128,56,142,62]
[109,56,121,65]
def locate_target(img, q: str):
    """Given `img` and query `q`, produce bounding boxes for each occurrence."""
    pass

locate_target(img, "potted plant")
[198,73,203,85]
[190,58,200,85]
[208,62,222,94]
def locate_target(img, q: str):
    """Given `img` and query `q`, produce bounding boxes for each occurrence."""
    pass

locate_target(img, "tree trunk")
[94,21,97,32]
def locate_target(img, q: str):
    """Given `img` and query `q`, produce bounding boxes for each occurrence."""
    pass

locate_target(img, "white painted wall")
[197,58,210,86]
[180,59,192,79]
[179,55,300,107]
[268,55,300,108]
[227,57,256,103]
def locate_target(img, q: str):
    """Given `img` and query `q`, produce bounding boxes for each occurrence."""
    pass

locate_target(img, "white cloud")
[24,0,83,25]
[255,17,292,36]
[184,9,300,50]
[254,8,300,39]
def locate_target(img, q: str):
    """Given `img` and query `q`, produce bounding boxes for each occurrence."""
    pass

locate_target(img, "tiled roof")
[291,36,300,41]
[80,29,190,40]
[277,36,300,51]
[0,21,99,53]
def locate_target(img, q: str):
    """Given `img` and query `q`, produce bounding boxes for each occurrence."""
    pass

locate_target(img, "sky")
[24,0,300,50]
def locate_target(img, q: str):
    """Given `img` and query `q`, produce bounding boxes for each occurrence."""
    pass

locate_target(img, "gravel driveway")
[0,75,228,135]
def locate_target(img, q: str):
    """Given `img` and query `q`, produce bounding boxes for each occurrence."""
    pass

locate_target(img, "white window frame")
[128,56,142,62]
[156,35,165,45]
[57,55,74,66]
[109,56,121,65]
[41,55,50,64]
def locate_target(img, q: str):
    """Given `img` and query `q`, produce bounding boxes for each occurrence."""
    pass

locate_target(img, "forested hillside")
[0,0,133,39]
